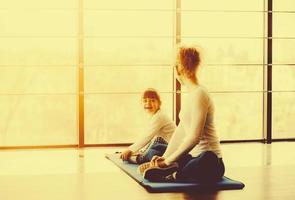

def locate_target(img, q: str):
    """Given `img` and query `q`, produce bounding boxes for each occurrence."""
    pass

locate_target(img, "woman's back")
[180,85,222,158]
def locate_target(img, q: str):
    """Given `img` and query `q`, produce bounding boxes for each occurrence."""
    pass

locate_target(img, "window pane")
[85,66,173,93]
[84,38,173,65]
[0,10,77,36]
[273,39,295,64]
[272,65,295,138]
[182,12,263,37]
[199,65,263,92]
[182,38,264,64]
[182,0,263,11]
[273,13,295,37]
[273,65,295,91]
[85,93,173,144]
[181,92,263,140]
[215,93,263,140]
[0,95,77,146]
[0,67,76,94]
[85,11,173,37]
[0,0,77,8]
[273,93,295,138]
[273,0,295,11]
[85,0,173,10]
[0,38,77,65]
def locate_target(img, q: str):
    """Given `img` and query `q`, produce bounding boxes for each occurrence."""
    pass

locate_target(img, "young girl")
[141,46,225,183]
[120,88,176,164]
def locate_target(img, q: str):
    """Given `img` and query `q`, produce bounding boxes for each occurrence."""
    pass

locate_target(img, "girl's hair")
[142,88,161,104]
[178,46,201,82]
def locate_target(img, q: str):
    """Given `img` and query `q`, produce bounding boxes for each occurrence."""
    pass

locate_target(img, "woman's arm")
[162,122,185,158]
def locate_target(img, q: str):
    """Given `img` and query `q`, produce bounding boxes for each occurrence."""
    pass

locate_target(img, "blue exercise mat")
[105,153,245,192]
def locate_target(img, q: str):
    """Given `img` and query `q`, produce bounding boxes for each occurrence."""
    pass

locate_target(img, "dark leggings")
[176,151,225,183]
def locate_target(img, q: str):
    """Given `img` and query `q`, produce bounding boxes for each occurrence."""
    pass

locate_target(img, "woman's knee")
[202,151,217,159]
[200,151,219,165]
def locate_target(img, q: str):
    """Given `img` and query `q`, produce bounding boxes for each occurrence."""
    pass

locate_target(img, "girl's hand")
[151,155,161,163]
[120,149,133,161]
[150,155,161,167]
[156,158,169,168]
[150,156,168,168]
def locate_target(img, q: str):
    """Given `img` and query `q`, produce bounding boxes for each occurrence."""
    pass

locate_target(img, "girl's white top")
[128,109,176,153]
[163,85,222,165]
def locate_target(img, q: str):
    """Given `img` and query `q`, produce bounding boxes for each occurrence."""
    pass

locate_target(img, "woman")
[141,46,225,183]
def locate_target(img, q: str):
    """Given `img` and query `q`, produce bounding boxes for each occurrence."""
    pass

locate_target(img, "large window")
[0,0,294,147]
[272,0,295,139]
[181,0,264,140]
[0,0,78,146]
[84,0,175,144]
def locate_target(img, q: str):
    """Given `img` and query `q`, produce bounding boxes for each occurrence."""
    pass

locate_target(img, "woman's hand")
[150,156,168,168]
[120,149,133,161]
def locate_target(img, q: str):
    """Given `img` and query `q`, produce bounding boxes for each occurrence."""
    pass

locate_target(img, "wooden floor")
[0,142,295,200]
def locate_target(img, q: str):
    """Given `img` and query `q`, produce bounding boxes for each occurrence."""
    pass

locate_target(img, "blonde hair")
[177,46,201,82]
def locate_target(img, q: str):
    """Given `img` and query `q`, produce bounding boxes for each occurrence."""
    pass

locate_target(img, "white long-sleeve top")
[128,110,176,153]
[163,85,222,165]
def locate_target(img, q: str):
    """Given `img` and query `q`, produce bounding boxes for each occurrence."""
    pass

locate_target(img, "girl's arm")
[164,90,209,165]
[128,113,164,153]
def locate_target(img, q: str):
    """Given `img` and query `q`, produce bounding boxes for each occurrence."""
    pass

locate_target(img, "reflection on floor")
[0,142,295,200]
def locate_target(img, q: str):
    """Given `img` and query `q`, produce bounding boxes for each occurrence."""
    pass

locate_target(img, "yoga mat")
[105,153,245,192]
